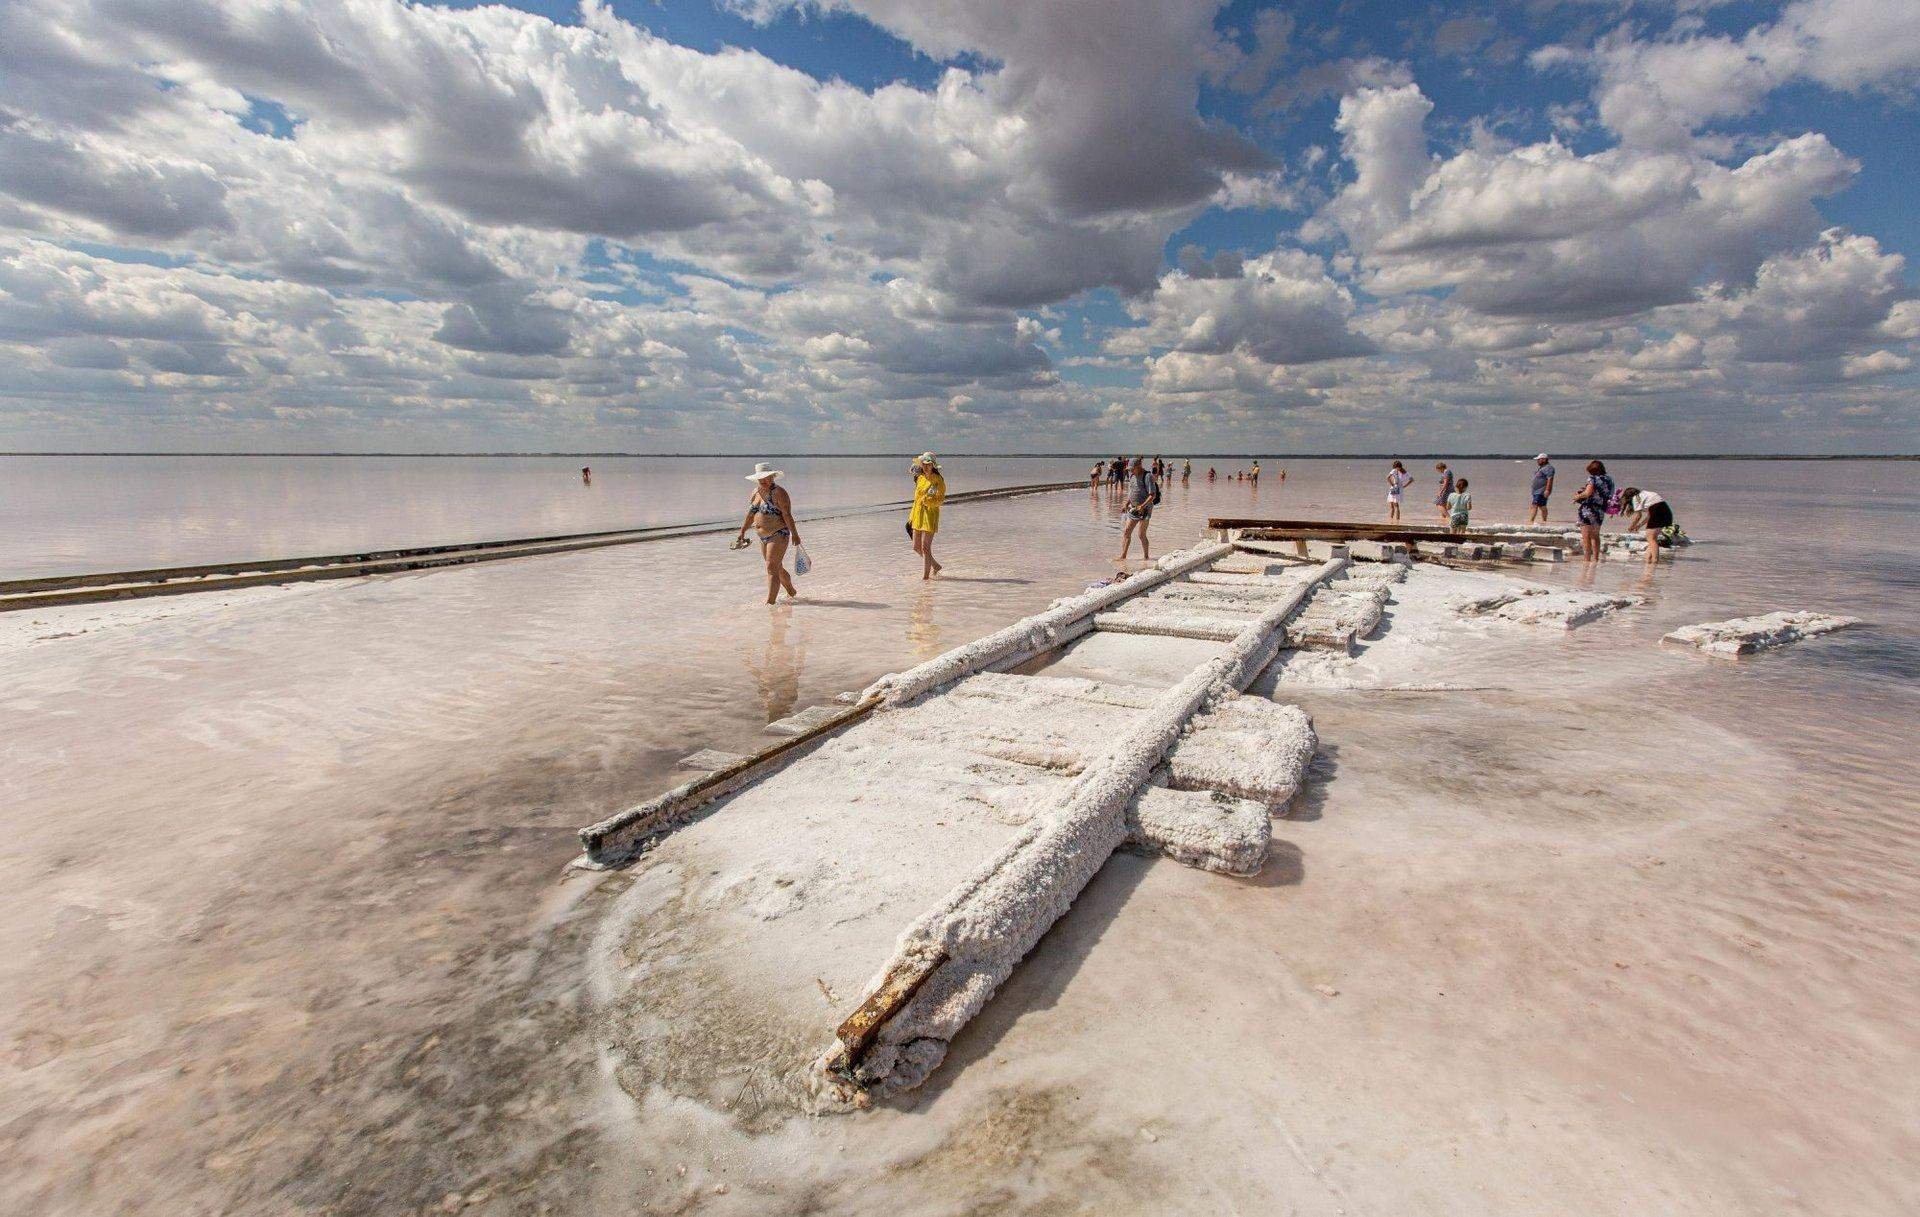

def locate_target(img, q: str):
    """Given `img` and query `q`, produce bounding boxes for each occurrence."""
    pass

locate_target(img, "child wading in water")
[1446,478,1472,533]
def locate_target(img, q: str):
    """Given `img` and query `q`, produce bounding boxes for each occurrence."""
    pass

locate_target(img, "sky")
[0,0,1916,454]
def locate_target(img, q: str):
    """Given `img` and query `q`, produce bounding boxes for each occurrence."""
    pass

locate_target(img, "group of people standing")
[1386,454,1675,564]
[1091,455,1191,488]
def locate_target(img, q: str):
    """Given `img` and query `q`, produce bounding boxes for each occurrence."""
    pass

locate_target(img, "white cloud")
[1112,250,1373,366]
[1842,350,1913,379]
[1317,84,1861,321]
[1538,0,1920,147]
[0,0,1911,450]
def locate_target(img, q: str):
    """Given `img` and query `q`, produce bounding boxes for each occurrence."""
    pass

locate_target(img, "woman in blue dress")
[1572,460,1615,563]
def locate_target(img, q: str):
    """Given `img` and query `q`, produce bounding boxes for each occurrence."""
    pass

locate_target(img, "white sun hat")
[744,461,783,481]
[917,451,937,464]
[1535,453,1550,461]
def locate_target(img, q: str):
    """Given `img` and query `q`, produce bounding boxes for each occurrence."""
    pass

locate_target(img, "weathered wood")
[1,481,1085,612]
[1211,517,1579,548]
[830,950,948,1064]
[580,695,882,864]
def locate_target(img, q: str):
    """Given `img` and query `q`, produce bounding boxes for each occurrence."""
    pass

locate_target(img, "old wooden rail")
[1208,516,1579,548]
[1,481,1081,612]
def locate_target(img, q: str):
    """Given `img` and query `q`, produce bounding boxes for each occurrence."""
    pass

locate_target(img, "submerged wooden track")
[0,481,1080,612]
[577,539,1373,1103]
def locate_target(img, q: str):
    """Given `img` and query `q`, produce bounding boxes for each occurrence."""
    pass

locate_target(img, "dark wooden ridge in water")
[0,481,1081,612]
[1209,516,1580,548]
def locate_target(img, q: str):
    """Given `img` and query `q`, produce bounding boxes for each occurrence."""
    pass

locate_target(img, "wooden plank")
[580,696,882,864]
[1213,518,1579,548]
[2,481,1085,612]
[831,950,948,1064]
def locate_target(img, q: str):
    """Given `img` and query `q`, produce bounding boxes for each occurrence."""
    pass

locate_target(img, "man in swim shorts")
[1528,454,1555,523]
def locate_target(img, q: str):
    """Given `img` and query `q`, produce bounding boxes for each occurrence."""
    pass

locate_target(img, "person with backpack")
[1118,456,1160,561]
[1572,460,1615,562]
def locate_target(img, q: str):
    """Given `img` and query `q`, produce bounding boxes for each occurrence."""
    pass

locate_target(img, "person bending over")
[1620,486,1673,565]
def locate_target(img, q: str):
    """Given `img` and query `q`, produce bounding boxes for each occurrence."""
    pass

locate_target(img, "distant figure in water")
[1447,477,1472,532]
[1118,457,1159,561]
[1207,467,1216,482]
[1089,462,1102,490]
[581,466,591,485]
[1182,458,1191,482]
[1386,459,1413,521]
[1250,460,1260,484]
[1620,485,1674,565]
[1573,460,1614,563]
[735,462,800,604]
[909,452,945,579]
[1528,453,1555,523]
[1434,462,1454,522]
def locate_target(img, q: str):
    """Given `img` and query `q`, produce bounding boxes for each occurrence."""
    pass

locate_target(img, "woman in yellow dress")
[909,452,946,580]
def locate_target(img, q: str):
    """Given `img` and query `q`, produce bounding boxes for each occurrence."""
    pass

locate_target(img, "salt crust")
[1663,610,1861,655]
[818,556,1345,1098]
[583,543,1232,860]
[1456,586,1637,630]
[863,542,1234,707]
[1123,785,1269,875]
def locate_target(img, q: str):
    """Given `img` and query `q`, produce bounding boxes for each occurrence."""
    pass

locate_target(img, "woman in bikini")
[735,462,800,604]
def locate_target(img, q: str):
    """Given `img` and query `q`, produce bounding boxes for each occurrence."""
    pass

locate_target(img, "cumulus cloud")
[1317,84,1861,321]
[1538,0,1920,147]
[1113,250,1374,365]
[0,0,1911,450]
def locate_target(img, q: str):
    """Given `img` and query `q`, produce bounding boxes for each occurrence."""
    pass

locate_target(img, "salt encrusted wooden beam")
[578,541,1233,865]
[814,555,1347,1101]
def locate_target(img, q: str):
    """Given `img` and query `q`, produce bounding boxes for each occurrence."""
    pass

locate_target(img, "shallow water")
[0,454,1088,576]
[1,456,1915,1214]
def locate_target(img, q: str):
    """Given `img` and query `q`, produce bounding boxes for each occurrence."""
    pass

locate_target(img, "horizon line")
[0,451,1915,461]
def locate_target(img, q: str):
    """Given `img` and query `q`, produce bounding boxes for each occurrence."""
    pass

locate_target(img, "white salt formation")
[862,542,1232,706]
[676,748,748,770]
[1664,611,1862,655]
[1123,785,1269,875]
[581,542,1234,862]
[1165,698,1316,806]
[1285,584,1390,652]
[815,556,1345,1099]
[765,704,848,736]
[1092,608,1252,641]
[1456,586,1637,630]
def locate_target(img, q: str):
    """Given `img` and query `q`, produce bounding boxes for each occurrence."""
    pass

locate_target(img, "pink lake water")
[0,455,1915,1214]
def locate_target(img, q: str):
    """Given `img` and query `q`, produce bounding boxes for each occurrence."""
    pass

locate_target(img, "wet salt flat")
[2,458,1917,1214]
